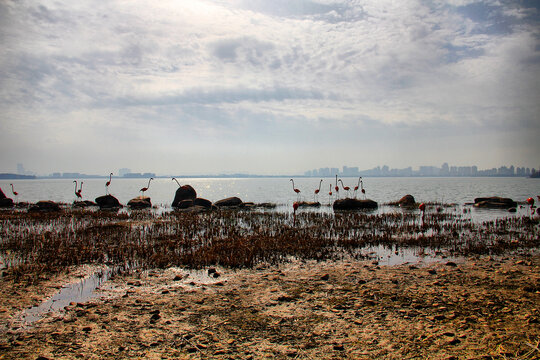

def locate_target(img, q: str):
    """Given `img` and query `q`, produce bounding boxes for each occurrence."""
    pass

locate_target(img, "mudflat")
[1,255,539,360]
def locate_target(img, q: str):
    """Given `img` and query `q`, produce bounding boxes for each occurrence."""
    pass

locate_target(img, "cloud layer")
[1,0,539,174]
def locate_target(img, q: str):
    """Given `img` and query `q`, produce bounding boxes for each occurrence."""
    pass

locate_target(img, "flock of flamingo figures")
[290,176,367,203]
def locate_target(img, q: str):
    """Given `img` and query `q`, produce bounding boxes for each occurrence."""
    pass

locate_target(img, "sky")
[0,0,539,175]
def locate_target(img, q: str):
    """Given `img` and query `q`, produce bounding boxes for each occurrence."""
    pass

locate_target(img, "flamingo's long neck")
[74,181,78,193]
[79,182,83,192]
[318,180,322,191]
[11,184,15,192]
[147,178,152,188]
[172,178,181,187]
[357,177,362,187]
[291,179,295,190]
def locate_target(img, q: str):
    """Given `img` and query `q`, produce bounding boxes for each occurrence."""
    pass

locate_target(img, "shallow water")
[22,268,111,324]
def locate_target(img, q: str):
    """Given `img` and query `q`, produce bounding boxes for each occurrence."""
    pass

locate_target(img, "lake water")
[2,177,538,208]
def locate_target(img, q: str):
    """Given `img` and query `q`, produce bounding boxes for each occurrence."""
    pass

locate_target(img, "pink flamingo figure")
[73,180,82,201]
[354,177,362,198]
[334,175,339,199]
[338,179,351,198]
[105,173,113,195]
[290,179,301,200]
[10,183,18,202]
[314,179,323,202]
[140,177,154,197]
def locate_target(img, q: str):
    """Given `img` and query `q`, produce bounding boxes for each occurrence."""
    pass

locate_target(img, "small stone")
[321,274,330,281]
[333,344,345,351]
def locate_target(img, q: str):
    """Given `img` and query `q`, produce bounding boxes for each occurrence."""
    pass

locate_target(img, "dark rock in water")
[474,197,517,209]
[214,197,243,207]
[0,187,6,199]
[333,198,378,211]
[256,203,277,209]
[508,207,517,213]
[297,201,321,208]
[193,198,212,208]
[128,197,152,209]
[398,195,416,207]
[172,185,197,207]
[176,199,194,209]
[28,200,61,212]
[95,195,122,209]
[73,200,97,208]
[0,197,14,208]
[175,205,208,213]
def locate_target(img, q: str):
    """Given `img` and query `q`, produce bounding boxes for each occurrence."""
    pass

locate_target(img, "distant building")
[119,168,131,177]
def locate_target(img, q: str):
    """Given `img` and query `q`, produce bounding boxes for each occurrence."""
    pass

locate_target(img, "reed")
[0,207,538,275]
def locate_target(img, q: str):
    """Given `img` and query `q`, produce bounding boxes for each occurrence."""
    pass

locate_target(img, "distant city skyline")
[5,161,538,178]
[304,162,538,178]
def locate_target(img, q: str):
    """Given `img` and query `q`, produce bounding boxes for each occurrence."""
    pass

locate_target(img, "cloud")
[0,0,539,174]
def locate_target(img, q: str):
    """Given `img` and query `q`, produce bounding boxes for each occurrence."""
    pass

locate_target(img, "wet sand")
[1,255,539,359]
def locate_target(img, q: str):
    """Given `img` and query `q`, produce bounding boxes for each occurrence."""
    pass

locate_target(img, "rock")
[128,197,152,209]
[73,200,97,208]
[193,198,212,208]
[398,194,416,207]
[95,195,122,209]
[176,199,194,209]
[0,198,14,208]
[214,197,243,207]
[0,187,6,199]
[172,185,197,207]
[333,198,378,211]
[297,201,321,208]
[473,197,517,209]
[28,200,61,212]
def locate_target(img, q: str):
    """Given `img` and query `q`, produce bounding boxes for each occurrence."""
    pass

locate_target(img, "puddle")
[22,268,111,324]
[363,245,464,266]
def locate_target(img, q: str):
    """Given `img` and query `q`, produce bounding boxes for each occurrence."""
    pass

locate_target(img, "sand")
[1,255,539,359]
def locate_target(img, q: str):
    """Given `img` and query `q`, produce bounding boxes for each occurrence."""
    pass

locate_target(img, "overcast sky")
[1,0,539,175]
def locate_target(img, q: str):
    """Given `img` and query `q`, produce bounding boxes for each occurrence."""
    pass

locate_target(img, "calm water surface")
[2,177,538,206]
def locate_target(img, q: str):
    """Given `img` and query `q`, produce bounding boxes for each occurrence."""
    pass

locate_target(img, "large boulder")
[28,200,61,212]
[214,197,243,207]
[474,197,517,209]
[95,195,122,209]
[333,198,378,211]
[172,185,197,207]
[398,195,416,207]
[128,196,152,209]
